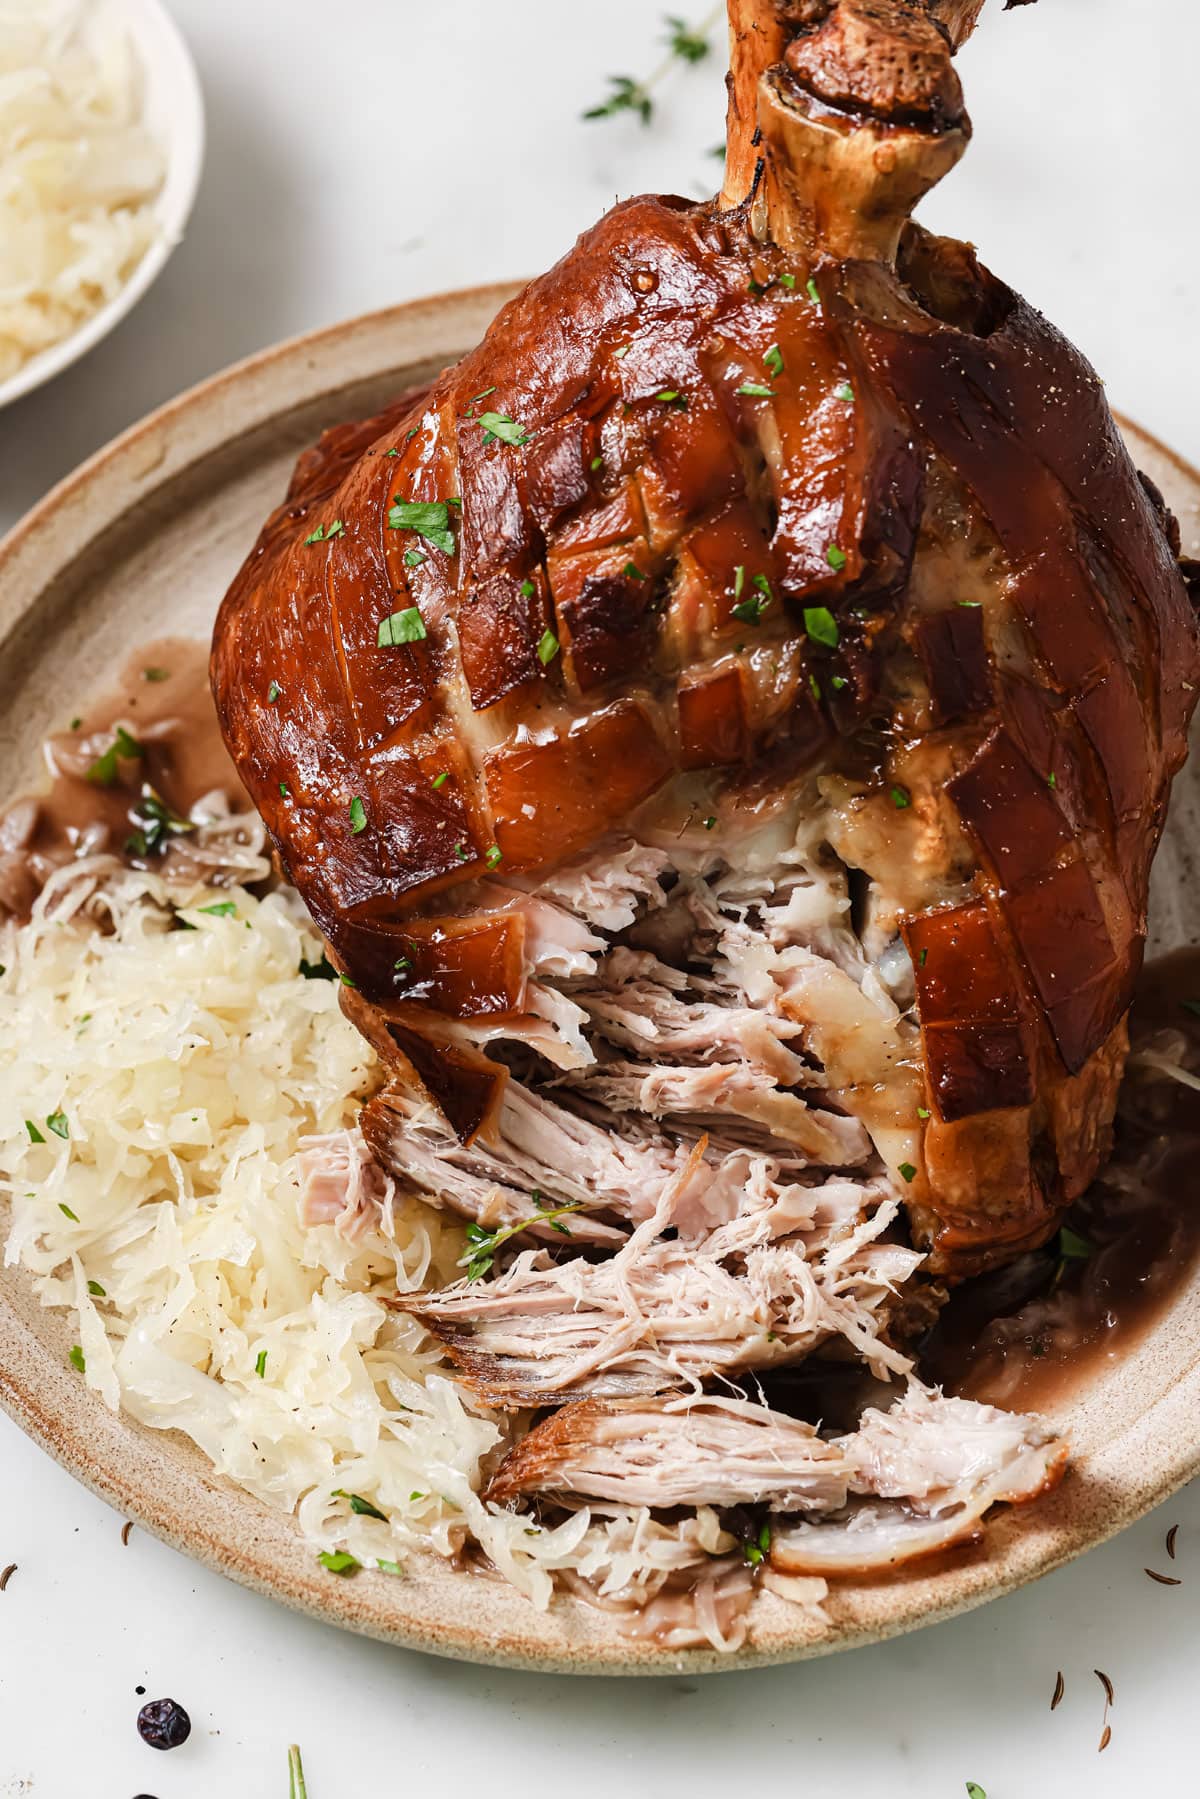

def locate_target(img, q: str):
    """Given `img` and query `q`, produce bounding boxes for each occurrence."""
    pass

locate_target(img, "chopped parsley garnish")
[779,272,797,291]
[583,74,653,125]
[255,1350,267,1378]
[537,628,560,666]
[917,1107,931,1121]
[825,544,848,572]
[403,548,426,568]
[590,454,604,470]
[623,561,646,581]
[387,498,457,556]
[655,389,688,409]
[24,1120,45,1144]
[142,666,169,683]
[86,725,141,787]
[890,785,911,809]
[764,344,784,378]
[198,900,238,918]
[87,1280,106,1298]
[348,796,367,835]
[279,782,289,797]
[267,681,281,702]
[742,1521,771,1566]
[46,1112,69,1140]
[431,771,450,789]
[898,1162,917,1183]
[731,574,772,626]
[333,1489,387,1520]
[519,578,537,598]
[58,1201,79,1221]
[736,381,775,398]
[835,382,855,402]
[803,606,839,649]
[807,277,821,304]
[409,1491,426,1502]
[376,1559,404,1576]
[378,606,427,646]
[461,1201,587,1280]
[385,447,400,457]
[68,1345,85,1374]
[125,786,195,858]
[831,674,847,690]
[304,519,345,544]
[485,844,504,869]
[394,956,412,972]
[478,410,530,446]
[317,1550,361,1576]
[300,955,337,981]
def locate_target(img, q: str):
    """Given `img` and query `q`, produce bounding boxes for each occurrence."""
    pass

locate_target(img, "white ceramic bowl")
[0,0,205,410]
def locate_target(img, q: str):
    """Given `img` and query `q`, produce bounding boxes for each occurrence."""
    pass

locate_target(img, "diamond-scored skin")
[211,0,1200,1276]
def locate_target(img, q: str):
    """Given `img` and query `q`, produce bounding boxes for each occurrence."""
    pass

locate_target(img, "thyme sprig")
[583,7,722,126]
[460,1194,588,1281]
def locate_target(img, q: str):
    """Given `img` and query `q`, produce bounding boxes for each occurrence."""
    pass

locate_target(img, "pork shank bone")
[211,0,1200,1276]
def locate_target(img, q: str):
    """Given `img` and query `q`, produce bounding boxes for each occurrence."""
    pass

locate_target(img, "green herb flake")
[623,562,646,582]
[461,1201,587,1281]
[831,674,847,690]
[376,1558,404,1576]
[810,674,821,701]
[409,1490,427,1502]
[807,277,821,304]
[478,410,531,447]
[387,498,457,556]
[142,666,170,683]
[965,1786,987,1799]
[890,785,911,809]
[763,344,784,378]
[199,900,238,918]
[917,1107,931,1121]
[69,717,81,731]
[46,1111,69,1139]
[403,548,427,568]
[385,447,400,457]
[1057,1224,1092,1262]
[803,606,839,650]
[305,519,344,544]
[378,606,427,647]
[736,381,775,399]
[485,844,503,869]
[333,1489,387,1521]
[919,947,928,967]
[583,75,653,125]
[664,13,710,62]
[431,771,450,789]
[779,272,797,291]
[590,454,604,470]
[731,578,772,626]
[898,1162,917,1183]
[255,1350,267,1378]
[537,628,560,666]
[24,1119,45,1144]
[300,958,337,986]
[279,782,290,798]
[86,725,141,787]
[348,796,367,835]
[58,1201,79,1221]
[742,1520,772,1566]
[68,1345,86,1374]
[338,973,357,989]
[454,842,469,862]
[825,544,848,572]
[835,382,855,402]
[317,1549,361,1577]
[1047,771,1057,789]
[87,1280,106,1298]
[1180,998,1200,1018]
[519,578,537,598]
[732,565,746,599]
[703,816,717,830]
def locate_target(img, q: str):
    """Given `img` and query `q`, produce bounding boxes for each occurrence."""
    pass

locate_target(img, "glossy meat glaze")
[212,0,1200,1279]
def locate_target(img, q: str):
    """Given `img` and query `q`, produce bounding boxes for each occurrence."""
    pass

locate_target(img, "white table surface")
[1,2,1197,1792]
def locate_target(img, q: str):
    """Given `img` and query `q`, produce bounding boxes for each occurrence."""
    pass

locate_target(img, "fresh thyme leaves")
[742,1521,771,1566]
[825,543,847,571]
[125,786,195,858]
[461,1201,587,1280]
[387,498,456,555]
[478,410,530,446]
[86,725,141,787]
[46,1112,69,1140]
[378,606,427,646]
[583,6,721,125]
[332,1489,387,1521]
[299,954,337,981]
[304,519,345,544]
[317,1549,361,1576]
[348,796,367,835]
[763,343,784,378]
[69,1345,85,1373]
[731,574,772,625]
[288,1744,308,1799]
[803,606,838,649]
[537,628,560,666]
[898,1162,917,1183]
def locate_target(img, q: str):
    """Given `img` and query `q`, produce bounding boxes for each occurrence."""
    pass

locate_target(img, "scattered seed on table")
[121,1520,134,1546]
[137,1697,192,1751]
[1050,1670,1065,1710]
[1094,1669,1115,1707]
[1145,1567,1182,1586]
[1166,1524,1180,1560]
[0,1563,15,1592]
[1099,1724,1112,1753]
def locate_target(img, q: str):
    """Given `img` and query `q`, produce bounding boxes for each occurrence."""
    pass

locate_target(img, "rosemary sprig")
[583,6,722,126]
[460,1195,587,1281]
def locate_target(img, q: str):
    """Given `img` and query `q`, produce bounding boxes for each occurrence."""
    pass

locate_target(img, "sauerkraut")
[0,0,165,382]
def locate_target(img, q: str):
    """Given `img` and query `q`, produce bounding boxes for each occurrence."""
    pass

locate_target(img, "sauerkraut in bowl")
[0,0,203,405]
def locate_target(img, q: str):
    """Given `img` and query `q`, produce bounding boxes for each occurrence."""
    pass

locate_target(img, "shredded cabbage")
[0,0,165,380]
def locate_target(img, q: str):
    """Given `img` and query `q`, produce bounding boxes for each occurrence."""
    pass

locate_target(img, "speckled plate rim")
[1,286,1199,1676]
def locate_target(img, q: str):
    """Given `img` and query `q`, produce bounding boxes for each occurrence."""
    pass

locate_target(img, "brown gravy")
[922,949,1200,1412]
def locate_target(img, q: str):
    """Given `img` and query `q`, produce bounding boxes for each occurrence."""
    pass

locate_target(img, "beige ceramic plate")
[1,287,1199,1675]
